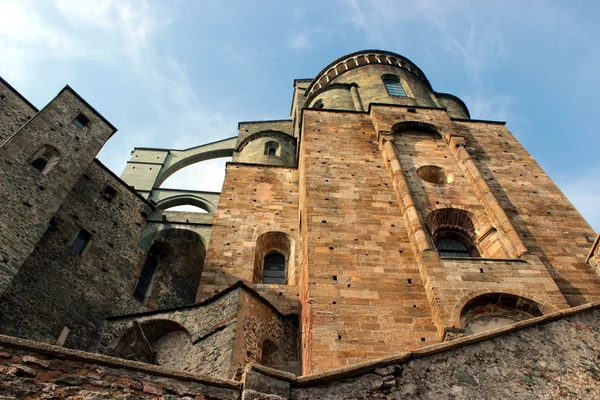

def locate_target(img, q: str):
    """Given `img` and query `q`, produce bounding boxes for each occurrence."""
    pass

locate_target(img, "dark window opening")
[73,113,90,129]
[72,229,92,255]
[102,185,117,201]
[260,339,279,366]
[133,242,171,302]
[436,232,479,258]
[263,253,286,284]
[31,158,47,172]
[313,99,325,109]
[382,74,406,97]
[267,147,277,156]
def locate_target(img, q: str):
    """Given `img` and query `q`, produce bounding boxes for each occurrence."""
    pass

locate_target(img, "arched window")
[381,74,406,97]
[263,252,286,284]
[29,145,60,175]
[312,99,324,109]
[259,338,280,366]
[134,241,172,302]
[253,231,292,285]
[435,230,479,258]
[264,141,279,157]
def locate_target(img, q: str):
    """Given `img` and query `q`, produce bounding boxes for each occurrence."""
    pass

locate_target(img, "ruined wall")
[299,110,438,374]
[0,76,37,143]
[0,161,153,351]
[198,163,300,314]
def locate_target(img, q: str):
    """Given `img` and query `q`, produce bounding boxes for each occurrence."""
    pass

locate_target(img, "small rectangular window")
[73,113,90,129]
[102,185,117,201]
[72,229,92,255]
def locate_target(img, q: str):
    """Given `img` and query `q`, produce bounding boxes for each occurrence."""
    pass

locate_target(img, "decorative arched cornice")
[235,130,296,153]
[435,92,471,119]
[306,50,432,97]
[449,289,560,328]
[305,82,357,106]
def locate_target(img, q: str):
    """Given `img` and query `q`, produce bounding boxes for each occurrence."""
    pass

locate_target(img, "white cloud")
[288,32,311,51]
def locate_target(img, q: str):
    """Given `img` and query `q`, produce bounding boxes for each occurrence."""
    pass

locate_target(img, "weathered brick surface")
[0,161,152,351]
[0,77,36,143]
[299,110,438,373]
[197,163,300,314]
[289,305,600,400]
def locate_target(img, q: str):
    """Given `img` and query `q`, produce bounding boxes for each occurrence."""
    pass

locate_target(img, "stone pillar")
[350,84,364,112]
[380,134,431,252]
[447,135,528,258]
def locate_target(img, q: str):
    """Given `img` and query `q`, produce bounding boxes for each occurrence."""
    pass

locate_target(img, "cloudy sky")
[0,0,598,230]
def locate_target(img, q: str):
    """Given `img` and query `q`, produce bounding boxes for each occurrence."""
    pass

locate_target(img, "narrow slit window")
[72,229,92,255]
[263,253,286,284]
[382,74,406,97]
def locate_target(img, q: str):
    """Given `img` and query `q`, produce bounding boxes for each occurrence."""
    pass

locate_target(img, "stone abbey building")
[1,50,600,399]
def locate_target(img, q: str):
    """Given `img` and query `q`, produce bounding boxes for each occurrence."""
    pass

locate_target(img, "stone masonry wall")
[0,334,240,399]
[0,161,153,351]
[288,304,600,400]
[299,109,438,373]
[0,77,37,143]
[233,290,299,375]
[197,163,300,315]
[0,87,116,295]
[107,288,241,378]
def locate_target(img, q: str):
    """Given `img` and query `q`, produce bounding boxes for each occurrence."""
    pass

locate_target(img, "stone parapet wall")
[0,334,240,399]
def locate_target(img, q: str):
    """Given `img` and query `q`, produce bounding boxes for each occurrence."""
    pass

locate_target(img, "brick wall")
[197,163,300,314]
[299,110,438,373]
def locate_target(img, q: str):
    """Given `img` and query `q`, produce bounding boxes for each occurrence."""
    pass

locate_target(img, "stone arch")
[426,205,509,259]
[155,194,215,213]
[450,289,559,331]
[156,148,234,188]
[111,319,192,366]
[136,228,206,308]
[29,144,60,175]
[253,231,293,285]
[257,335,281,367]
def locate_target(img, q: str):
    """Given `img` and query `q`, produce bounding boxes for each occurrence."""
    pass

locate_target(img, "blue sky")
[0,0,599,230]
